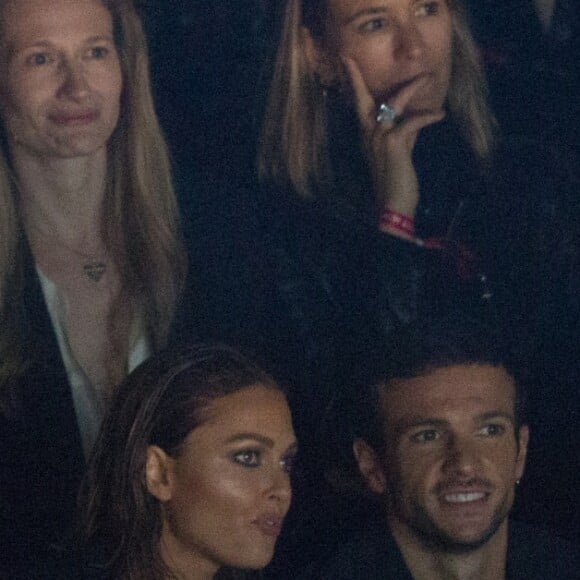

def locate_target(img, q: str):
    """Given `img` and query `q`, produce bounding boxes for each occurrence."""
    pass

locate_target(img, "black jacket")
[0,244,85,578]
[172,121,579,540]
[293,514,580,579]
[249,120,580,433]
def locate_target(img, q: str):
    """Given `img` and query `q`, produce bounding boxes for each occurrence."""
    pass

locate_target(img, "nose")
[267,467,292,509]
[394,22,425,60]
[58,60,90,100]
[442,434,481,477]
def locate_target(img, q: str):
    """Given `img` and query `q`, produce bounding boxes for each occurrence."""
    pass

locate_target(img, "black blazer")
[0,246,85,578]
[290,510,580,580]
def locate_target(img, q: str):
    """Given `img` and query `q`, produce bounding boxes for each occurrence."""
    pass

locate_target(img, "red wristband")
[379,210,415,237]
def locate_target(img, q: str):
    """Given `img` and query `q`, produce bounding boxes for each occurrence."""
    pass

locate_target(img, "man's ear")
[146,445,174,502]
[301,26,337,86]
[515,425,530,481]
[353,438,386,494]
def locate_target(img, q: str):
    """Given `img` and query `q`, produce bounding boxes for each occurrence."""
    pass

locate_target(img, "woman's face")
[0,0,122,160]
[149,385,297,578]
[308,0,453,114]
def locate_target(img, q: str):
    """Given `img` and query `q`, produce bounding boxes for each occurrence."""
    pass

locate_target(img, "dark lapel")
[0,240,85,559]
[19,238,85,468]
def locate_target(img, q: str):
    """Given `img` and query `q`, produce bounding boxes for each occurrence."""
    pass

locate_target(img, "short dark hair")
[79,342,281,580]
[360,311,529,451]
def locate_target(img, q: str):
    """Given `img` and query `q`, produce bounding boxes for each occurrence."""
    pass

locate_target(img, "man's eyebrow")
[225,433,275,447]
[394,412,516,435]
[476,411,515,423]
[394,417,449,436]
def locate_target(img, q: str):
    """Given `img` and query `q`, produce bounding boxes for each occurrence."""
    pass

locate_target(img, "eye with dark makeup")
[232,449,262,467]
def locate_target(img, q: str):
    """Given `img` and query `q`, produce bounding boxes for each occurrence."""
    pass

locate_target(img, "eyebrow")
[477,411,515,424]
[343,6,389,26]
[9,34,115,54]
[225,433,276,446]
[396,418,448,435]
[225,433,299,452]
[82,35,116,45]
[5,41,51,61]
[396,412,515,433]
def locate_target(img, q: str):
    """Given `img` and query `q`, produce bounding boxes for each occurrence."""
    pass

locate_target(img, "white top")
[37,268,150,458]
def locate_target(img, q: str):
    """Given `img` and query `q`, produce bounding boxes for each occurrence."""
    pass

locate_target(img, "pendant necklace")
[27,222,108,283]
[83,261,107,282]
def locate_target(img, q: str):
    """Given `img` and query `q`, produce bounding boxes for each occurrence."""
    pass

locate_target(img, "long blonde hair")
[257,0,496,197]
[0,0,186,407]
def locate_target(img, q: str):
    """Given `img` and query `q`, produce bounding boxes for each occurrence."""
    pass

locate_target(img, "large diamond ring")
[376,103,397,123]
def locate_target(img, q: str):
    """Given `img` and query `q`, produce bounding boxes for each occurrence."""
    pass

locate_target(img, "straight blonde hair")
[258,0,496,197]
[0,0,186,408]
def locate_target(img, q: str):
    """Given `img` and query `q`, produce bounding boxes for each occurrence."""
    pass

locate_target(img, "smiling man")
[356,363,528,580]
[294,312,579,579]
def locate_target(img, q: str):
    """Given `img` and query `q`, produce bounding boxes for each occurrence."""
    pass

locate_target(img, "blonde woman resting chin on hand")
[74,343,297,580]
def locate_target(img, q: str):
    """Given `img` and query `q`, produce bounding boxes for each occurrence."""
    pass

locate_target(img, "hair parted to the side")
[257,0,496,198]
[80,342,281,580]
[0,0,186,410]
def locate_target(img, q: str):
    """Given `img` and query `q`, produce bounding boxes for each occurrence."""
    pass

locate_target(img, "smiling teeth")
[445,492,485,503]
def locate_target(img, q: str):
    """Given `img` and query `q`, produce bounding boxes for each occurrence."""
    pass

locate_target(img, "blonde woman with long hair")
[0,0,186,573]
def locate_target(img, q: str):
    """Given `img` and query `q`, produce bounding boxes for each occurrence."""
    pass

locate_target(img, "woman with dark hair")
[74,343,297,579]
[252,0,579,540]
[0,0,186,572]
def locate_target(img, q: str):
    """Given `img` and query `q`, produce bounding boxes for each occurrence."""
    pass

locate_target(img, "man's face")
[357,364,528,552]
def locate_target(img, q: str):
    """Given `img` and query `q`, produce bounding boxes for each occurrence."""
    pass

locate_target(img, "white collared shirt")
[37,268,150,458]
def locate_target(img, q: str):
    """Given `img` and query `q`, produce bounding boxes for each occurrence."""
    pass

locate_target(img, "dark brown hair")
[79,343,281,579]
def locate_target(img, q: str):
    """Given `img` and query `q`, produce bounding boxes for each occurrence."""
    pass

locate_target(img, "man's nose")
[442,434,481,476]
